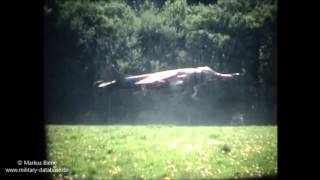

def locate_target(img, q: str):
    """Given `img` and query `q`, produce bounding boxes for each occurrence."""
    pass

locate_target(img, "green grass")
[46,125,277,179]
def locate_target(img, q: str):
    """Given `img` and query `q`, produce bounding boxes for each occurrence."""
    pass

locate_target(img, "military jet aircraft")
[94,66,240,99]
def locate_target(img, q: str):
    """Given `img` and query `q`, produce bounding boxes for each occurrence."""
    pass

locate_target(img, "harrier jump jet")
[94,66,240,99]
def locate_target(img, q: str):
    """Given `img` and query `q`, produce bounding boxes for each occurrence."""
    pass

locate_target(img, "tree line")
[44,0,277,125]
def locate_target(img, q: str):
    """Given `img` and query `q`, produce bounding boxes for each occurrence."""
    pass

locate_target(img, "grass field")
[46,125,277,179]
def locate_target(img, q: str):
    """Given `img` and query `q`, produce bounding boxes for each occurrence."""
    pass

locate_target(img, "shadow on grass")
[46,121,277,126]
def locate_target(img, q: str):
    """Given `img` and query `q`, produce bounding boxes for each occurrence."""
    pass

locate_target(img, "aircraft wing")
[213,72,240,78]
[135,70,178,85]
[125,73,153,80]
[96,80,117,88]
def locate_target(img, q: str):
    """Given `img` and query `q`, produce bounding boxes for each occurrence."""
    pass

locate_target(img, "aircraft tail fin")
[94,64,125,88]
[104,64,126,81]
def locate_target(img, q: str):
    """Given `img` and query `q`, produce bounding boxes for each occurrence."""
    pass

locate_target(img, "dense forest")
[44,0,277,125]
